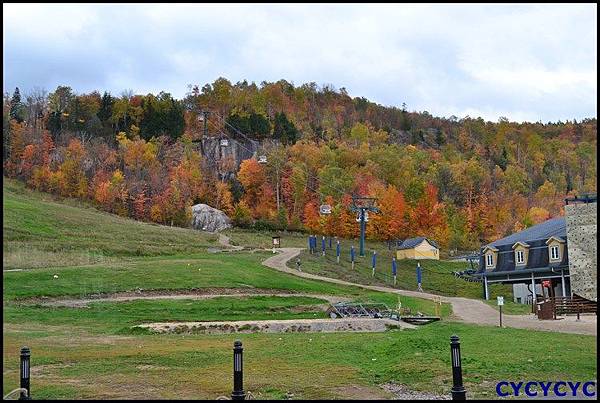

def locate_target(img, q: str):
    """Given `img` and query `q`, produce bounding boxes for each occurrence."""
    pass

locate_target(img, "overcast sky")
[3,3,597,123]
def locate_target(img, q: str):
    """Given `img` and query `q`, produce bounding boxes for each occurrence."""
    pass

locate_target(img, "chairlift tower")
[350,196,380,257]
[197,110,210,137]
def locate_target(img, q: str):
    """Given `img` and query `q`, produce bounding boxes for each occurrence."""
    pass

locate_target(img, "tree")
[370,185,407,241]
[57,139,88,199]
[237,158,266,208]
[303,200,321,233]
[273,111,298,145]
[9,87,25,123]
[410,183,449,247]
[214,181,234,215]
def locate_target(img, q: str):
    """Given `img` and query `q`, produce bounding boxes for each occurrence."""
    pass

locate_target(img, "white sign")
[497,296,504,306]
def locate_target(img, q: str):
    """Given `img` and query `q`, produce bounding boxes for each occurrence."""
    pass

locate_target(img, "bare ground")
[20,288,351,308]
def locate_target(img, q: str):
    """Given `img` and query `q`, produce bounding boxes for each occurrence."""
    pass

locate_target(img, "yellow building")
[396,237,440,260]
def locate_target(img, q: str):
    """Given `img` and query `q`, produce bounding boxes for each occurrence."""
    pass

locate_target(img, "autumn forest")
[3,78,597,251]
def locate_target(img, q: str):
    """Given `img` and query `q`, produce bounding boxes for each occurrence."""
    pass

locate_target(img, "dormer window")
[512,241,530,267]
[545,236,565,263]
[516,250,525,264]
[550,245,560,260]
[482,245,498,270]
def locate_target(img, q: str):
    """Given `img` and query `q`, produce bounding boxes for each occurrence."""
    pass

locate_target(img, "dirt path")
[217,233,244,251]
[29,289,351,308]
[262,248,597,336]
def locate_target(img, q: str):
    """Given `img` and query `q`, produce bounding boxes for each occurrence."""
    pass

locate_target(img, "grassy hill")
[3,178,220,270]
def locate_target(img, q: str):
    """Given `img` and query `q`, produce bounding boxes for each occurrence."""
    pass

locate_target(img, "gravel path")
[262,248,597,336]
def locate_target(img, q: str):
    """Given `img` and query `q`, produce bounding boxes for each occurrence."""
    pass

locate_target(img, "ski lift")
[356,211,369,222]
[258,155,268,164]
[319,204,332,215]
[220,138,229,147]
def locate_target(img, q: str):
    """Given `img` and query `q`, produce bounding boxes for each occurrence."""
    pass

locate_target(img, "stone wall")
[565,202,597,301]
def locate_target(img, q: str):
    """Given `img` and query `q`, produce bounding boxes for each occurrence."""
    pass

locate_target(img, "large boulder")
[191,204,232,232]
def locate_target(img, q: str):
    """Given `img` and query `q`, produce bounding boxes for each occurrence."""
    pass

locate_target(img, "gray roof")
[487,217,566,248]
[397,237,439,250]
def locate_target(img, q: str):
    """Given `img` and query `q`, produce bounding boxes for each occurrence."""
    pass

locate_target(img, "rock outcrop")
[191,204,232,232]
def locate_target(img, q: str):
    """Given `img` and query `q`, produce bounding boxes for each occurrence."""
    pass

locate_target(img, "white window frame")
[550,245,560,261]
[515,250,525,265]
[486,254,494,267]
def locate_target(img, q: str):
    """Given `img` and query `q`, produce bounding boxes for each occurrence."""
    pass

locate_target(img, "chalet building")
[396,237,440,260]
[475,195,597,306]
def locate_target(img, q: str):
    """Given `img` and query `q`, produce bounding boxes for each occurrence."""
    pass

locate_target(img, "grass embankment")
[4,296,331,334]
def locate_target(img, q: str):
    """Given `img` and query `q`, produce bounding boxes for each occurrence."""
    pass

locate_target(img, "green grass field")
[2,178,596,399]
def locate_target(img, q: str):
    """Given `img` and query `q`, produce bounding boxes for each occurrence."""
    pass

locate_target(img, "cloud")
[3,3,597,123]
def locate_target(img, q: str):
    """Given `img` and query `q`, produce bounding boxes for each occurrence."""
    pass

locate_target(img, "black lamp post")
[231,340,246,400]
[19,346,31,400]
[450,335,466,400]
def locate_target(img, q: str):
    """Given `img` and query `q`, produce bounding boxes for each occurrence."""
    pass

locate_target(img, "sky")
[3,3,597,123]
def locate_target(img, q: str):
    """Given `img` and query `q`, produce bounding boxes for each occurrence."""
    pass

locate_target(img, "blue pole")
[322,236,326,256]
[336,241,340,263]
[351,246,355,269]
[417,262,422,291]
[392,257,397,286]
[359,209,366,257]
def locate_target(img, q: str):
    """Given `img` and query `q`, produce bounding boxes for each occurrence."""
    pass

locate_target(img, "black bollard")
[19,346,31,400]
[231,340,246,400]
[450,335,466,400]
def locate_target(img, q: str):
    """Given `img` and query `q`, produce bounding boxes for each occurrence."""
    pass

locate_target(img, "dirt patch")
[136,365,170,371]
[17,288,349,308]
[334,384,394,400]
[380,382,451,400]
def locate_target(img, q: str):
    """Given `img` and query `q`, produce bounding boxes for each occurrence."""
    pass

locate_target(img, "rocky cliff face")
[194,137,261,181]
[191,203,232,232]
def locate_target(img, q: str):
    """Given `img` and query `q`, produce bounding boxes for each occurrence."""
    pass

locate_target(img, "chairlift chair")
[355,211,369,222]
[258,155,268,164]
[319,204,332,215]
[220,138,229,147]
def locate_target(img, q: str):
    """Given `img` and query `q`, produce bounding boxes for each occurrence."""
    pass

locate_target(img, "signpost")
[272,236,280,254]
[497,296,504,328]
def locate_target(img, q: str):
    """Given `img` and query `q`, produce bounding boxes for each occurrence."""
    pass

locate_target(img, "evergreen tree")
[10,87,25,123]
[273,112,298,145]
